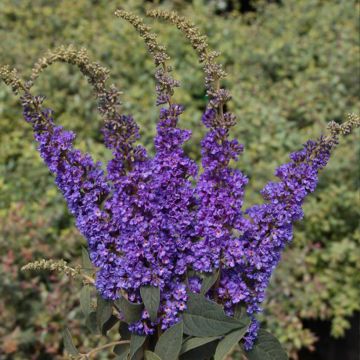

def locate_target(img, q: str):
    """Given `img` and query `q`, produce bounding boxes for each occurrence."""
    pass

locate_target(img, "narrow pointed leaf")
[180,340,218,360]
[245,329,288,360]
[85,311,98,334]
[233,304,247,321]
[200,270,219,294]
[183,293,249,337]
[155,321,183,360]
[145,351,162,360]
[62,327,79,356]
[81,246,93,272]
[80,285,92,317]
[140,286,160,322]
[102,314,119,335]
[180,336,220,354]
[96,295,113,330]
[114,343,130,360]
[115,296,144,323]
[119,321,131,340]
[214,327,248,360]
[129,334,146,359]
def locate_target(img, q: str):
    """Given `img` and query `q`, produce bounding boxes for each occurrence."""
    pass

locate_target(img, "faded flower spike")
[0,65,26,94]
[146,9,234,129]
[2,8,359,360]
[21,259,94,284]
[115,9,179,106]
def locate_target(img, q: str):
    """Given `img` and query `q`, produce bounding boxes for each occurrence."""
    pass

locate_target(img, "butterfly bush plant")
[1,9,359,360]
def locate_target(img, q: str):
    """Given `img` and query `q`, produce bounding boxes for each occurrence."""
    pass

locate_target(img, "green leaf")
[180,340,218,360]
[180,336,220,354]
[102,314,119,335]
[155,321,183,360]
[80,285,92,317]
[183,293,249,337]
[144,351,162,360]
[214,327,248,360]
[81,246,93,272]
[96,295,113,330]
[129,334,146,359]
[233,304,247,321]
[140,286,160,322]
[114,343,130,360]
[245,329,288,360]
[85,311,98,334]
[115,296,144,323]
[200,270,220,294]
[62,327,79,356]
[119,321,131,340]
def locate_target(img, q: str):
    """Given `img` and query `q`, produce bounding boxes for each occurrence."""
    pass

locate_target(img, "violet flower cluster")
[21,85,349,350]
[16,11,358,348]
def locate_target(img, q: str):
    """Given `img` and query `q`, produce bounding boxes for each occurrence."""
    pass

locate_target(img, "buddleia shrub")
[0,1,359,359]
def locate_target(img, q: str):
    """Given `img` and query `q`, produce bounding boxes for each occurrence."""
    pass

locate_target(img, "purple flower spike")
[21,89,357,348]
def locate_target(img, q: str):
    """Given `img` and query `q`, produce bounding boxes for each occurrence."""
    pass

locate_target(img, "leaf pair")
[116,321,184,360]
[179,293,250,359]
[80,285,118,336]
[115,296,144,323]
[115,285,160,324]
[183,293,250,337]
[179,328,247,360]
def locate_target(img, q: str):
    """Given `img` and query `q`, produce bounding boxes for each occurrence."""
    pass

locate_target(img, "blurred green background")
[0,0,359,359]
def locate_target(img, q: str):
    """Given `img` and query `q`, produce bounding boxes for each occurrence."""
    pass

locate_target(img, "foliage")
[54,268,257,360]
[0,0,359,359]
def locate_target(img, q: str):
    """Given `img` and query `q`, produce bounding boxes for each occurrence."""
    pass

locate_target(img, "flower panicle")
[27,45,143,169]
[215,114,360,348]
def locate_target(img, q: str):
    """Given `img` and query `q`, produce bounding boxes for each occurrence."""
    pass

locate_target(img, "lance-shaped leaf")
[85,311,98,334]
[183,293,249,337]
[180,340,218,360]
[102,314,119,336]
[140,285,160,322]
[245,329,288,360]
[62,327,79,356]
[200,269,219,294]
[114,343,130,360]
[81,246,93,273]
[155,321,183,360]
[119,321,132,340]
[144,351,162,360]
[96,295,113,330]
[180,336,220,355]
[214,326,248,360]
[233,304,247,321]
[129,334,146,359]
[115,296,144,323]
[80,284,92,317]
